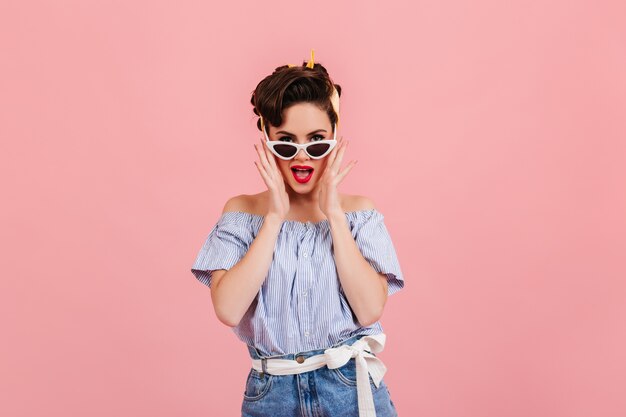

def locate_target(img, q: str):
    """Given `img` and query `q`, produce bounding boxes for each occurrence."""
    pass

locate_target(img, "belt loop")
[260,357,267,379]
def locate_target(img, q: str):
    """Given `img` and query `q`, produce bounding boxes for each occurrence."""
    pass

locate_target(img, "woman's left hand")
[318,136,358,218]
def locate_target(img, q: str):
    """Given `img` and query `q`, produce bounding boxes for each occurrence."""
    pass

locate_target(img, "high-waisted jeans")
[242,334,399,417]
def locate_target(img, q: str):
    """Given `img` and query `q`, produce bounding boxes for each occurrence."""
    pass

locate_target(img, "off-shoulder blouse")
[191,208,404,356]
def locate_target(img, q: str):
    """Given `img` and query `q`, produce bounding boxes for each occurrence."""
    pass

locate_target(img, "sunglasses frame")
[261,117,338,160]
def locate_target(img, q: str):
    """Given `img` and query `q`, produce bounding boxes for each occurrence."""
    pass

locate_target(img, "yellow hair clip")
[287,49,315,68]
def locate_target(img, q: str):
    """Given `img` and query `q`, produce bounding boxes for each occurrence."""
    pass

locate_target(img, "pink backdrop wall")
[2,1,625,416]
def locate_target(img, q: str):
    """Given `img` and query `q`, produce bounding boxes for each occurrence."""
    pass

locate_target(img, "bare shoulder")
[342,194,376,212]
[222,192,266,215]
[222,194,253,214]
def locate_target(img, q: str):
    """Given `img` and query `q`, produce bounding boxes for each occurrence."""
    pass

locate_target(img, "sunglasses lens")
[307,143,331,158]
[273,144,298,158]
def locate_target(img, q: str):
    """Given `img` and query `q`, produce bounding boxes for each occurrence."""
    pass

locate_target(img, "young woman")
[191,50,405,417]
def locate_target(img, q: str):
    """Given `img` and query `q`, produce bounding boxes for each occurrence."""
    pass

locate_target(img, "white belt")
[251,333,387,417]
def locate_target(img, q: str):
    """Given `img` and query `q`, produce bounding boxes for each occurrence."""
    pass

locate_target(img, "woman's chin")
[286,179,317,194]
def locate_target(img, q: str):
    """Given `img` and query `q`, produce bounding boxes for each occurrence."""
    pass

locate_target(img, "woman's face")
[266,102,334,194]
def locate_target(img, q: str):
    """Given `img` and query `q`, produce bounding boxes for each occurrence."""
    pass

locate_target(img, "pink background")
[2,1,625,416]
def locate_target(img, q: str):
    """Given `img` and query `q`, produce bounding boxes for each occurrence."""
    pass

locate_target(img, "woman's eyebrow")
[275,129,327,135]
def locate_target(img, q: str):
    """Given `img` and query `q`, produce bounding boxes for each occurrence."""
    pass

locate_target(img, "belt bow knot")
[323,333,387,417]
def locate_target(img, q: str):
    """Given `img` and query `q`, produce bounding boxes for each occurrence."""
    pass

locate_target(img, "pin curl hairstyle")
[250,61,342,135]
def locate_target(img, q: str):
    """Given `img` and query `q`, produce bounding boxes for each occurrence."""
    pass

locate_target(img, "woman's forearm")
[210,214,283,327]
[328,212,388,327]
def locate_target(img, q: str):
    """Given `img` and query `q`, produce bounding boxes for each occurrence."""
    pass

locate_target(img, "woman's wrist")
[327,210,348,228]
[264,212,285,226]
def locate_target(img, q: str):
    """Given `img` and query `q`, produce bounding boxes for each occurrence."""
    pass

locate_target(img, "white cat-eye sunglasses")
[260,116,338,160]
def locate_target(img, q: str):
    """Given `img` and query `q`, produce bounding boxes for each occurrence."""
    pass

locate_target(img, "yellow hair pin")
[287,49,315,68]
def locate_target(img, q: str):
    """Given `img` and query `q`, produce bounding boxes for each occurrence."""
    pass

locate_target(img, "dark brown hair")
[250,61,342,135]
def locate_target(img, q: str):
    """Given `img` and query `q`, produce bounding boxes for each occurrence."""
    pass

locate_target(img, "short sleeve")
[190,213,255,288]
[352,210,405,296]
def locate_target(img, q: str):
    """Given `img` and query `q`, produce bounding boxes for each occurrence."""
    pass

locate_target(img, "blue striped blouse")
[191,208,405,356]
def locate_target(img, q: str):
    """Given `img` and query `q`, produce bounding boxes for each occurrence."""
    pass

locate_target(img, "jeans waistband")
[246,334,368,360]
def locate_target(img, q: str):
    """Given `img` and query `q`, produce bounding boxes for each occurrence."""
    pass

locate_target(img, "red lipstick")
[291,165,314,184]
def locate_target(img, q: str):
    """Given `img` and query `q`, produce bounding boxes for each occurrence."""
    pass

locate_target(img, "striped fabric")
[191,208,404,356]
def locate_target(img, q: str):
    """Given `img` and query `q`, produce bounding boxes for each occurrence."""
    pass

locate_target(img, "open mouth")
[291,166,314,183]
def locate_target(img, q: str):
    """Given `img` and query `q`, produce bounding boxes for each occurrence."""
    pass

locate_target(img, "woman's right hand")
[254,137,290,221]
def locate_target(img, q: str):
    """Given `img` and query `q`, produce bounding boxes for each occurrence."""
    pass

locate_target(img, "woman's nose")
[294,148,309,161]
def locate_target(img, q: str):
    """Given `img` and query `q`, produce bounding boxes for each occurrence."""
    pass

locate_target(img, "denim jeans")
[242,334,399,417]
